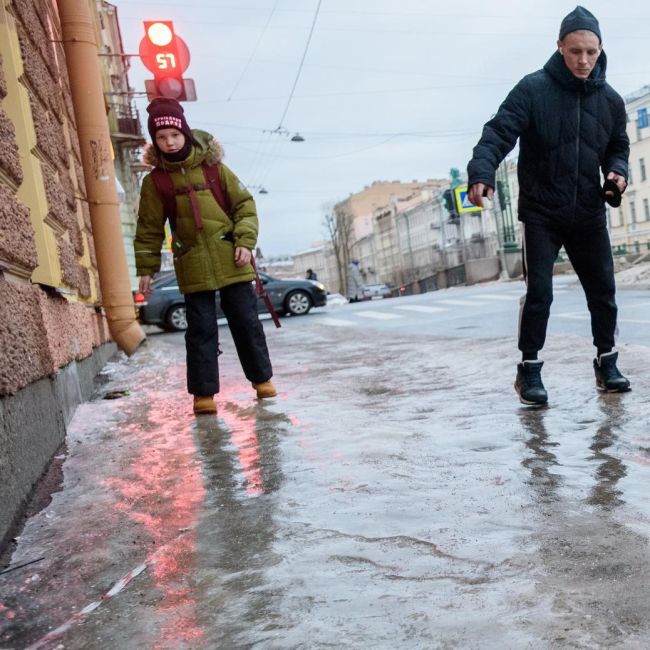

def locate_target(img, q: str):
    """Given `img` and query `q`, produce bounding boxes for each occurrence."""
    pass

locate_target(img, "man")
[467,6,631,406]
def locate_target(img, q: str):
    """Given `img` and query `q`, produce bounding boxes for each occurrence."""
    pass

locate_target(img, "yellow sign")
[162,222,172,250]
[454,185,482,214]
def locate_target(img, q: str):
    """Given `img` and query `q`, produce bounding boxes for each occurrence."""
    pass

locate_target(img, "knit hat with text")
[146,97,193,144]
[559,6,601,42]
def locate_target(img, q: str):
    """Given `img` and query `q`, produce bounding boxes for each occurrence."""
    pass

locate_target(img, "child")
[134,98,276,415]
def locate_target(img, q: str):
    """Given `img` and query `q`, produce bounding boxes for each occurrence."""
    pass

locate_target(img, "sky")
[111,0,650,256]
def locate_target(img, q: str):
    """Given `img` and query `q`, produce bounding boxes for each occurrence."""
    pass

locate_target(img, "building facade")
[610,86,650,255]
[0,0,140,552]
[333,179,448,290]
[292,241,340,292]
[98,1,146,289]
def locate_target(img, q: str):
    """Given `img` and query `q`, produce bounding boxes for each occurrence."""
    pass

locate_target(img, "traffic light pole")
[57,0,145,355]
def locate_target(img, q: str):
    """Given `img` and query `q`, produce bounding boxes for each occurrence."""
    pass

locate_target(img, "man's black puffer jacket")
[467,50,629,225]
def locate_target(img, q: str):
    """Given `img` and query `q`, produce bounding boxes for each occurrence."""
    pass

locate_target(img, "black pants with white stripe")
[519,219,617,356]
[184,282,273,396]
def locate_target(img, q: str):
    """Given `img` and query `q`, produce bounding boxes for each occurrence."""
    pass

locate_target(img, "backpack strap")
[202,163,231,217]
[150,167,178,231]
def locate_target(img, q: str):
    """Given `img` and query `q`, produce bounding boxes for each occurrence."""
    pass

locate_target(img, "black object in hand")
[602,178,622,208]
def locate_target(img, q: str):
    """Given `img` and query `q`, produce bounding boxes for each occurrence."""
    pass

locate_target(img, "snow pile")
[615,261,650,287]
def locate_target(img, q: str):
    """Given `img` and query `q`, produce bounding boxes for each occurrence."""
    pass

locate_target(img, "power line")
[191,119,477,136]
[276,0,322,130]
[227,0,279,101]
[197,79,515,104]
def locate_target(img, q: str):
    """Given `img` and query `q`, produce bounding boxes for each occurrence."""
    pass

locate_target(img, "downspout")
[57,0,145,355]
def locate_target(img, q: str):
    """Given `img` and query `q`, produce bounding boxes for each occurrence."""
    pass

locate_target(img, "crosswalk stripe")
[475,294,518,301]
[436,299,488,307]
[557,313,650,325]
[394,305,449,313]
[505,288,567,295]
[317,317,355,327]
[356,310,404,321]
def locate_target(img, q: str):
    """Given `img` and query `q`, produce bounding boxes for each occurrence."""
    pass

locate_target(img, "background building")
[292,241,340,291]
[611,86,650,255]
[330,179,447,293]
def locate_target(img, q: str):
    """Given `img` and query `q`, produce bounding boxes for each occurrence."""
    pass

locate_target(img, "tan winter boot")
[193,395,217,415]
[252,381,277,398]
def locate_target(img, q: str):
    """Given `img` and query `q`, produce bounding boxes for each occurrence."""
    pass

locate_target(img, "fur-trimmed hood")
[143,129,224,168]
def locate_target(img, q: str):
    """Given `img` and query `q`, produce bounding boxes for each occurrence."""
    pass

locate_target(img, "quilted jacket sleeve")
[134,174,166,277]
[220,164,259,250]
[467,77,532,189]
[604,94,629,181]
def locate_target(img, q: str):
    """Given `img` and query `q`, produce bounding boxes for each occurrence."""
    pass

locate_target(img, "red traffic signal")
[139,21,195,101]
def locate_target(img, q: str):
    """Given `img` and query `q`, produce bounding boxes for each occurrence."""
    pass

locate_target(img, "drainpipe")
[57,0,145,355]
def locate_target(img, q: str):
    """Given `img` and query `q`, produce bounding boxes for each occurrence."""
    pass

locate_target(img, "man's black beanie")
[559,6,602,42]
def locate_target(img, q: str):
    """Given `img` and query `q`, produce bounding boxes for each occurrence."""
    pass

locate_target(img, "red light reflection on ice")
[103,390,206,647]
[220,408,264,496]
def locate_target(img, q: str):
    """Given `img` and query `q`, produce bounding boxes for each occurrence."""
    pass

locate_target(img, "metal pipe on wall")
[57,0,145,355]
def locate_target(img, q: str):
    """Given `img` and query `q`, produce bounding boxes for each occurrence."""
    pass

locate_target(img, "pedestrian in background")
[467,6,631,406]
[346,259,364,303]
[305,268,317,281]
[134,98,277,415]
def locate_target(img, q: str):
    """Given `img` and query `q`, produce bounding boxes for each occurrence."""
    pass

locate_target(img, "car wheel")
[165,304,188,331]
[285,290,312,316]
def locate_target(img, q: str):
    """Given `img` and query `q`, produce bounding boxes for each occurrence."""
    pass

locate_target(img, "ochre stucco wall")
[0,0,113,397]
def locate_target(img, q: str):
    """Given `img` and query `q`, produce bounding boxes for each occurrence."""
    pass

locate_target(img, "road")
[290,274,650,346]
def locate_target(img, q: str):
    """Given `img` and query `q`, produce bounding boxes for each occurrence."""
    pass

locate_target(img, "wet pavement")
[1,317,650,649]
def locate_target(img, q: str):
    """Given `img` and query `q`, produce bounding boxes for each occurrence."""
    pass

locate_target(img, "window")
[645,198,650,221]
[641,158,647,182]
[630,201,637,225]
[629,167,633,185]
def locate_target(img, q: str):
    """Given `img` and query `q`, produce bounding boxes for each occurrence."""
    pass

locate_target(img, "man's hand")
[606,171,626,196]
[234,247,252,267]
[139,275,152,298]
[467,183,494,208]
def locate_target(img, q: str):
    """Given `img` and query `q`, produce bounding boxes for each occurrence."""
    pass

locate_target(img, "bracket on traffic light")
[139,21,196,101]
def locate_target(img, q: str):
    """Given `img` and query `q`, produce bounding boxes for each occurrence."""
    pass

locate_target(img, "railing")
[611,241,650,256]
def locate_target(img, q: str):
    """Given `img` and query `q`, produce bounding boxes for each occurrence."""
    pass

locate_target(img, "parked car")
[134,271,327,331]
[362,283,393,299]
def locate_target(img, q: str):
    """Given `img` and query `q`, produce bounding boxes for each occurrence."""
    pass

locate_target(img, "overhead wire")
[226,0,280,101]
[195,79,517,105]
[276,0,322,130]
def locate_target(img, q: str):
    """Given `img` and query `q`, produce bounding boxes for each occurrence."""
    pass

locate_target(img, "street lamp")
[245,184,268,194]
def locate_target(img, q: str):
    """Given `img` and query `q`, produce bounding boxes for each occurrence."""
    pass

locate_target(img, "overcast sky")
[111,0,650,256]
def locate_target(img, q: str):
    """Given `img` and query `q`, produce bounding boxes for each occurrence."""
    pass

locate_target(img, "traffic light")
[496,180,508,210]
[139,21,196,101]
[442,189,459,219]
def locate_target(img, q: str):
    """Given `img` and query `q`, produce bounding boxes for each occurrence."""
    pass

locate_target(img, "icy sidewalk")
[2,325,650,649]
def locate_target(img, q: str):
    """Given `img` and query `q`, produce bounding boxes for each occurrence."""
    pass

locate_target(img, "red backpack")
[150,163,281,328]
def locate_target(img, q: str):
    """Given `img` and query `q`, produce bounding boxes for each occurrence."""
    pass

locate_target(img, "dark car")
[134,271,327,331]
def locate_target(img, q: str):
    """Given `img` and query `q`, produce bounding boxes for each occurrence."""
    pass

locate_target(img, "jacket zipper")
[573,93,581,217]
[182,166,219,283]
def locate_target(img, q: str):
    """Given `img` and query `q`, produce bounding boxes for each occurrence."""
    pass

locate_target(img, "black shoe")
[594,351,631,392]
[515,360,548,406]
